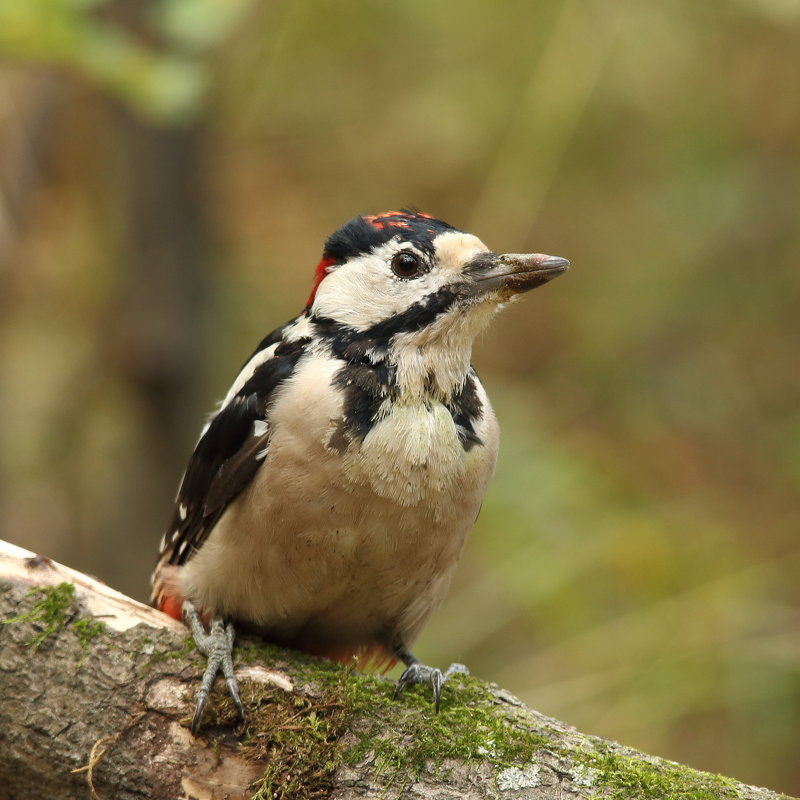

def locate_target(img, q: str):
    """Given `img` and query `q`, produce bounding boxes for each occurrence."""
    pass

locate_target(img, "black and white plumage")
[151,211,568,731]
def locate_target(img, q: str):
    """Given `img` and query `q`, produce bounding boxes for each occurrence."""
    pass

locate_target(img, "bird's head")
[306,211,569,397]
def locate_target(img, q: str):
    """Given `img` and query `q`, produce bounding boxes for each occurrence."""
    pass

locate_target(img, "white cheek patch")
[312,241,447,330]
[312,232,492,332]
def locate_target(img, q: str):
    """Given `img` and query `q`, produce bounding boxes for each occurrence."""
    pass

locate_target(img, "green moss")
[3,582,107,657]
[73,618,107,648]
[572,746,740,800]
[229,639,551,797]
[342,670,549,779]
[140,634,198,671]
[72,618,108,664]
[3,582,78,650]
[196,650,352,800]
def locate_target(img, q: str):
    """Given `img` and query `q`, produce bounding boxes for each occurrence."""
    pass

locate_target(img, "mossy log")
[0,539,791,800]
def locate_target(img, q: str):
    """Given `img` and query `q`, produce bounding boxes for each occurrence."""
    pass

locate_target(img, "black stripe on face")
[364,285,462,341]
[311,284,462,363]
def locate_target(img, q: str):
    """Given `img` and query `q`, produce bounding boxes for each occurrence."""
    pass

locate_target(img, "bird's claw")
[394,661,469,712]
[182,600,244,735]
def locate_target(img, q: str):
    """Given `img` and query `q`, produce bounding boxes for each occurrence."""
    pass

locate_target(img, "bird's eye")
[391,251,421,278]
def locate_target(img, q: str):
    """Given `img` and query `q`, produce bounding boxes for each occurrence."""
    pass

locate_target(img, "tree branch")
[0,539,790,800]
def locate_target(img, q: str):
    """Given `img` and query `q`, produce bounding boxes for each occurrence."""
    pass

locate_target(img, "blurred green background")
[1,0,799,793]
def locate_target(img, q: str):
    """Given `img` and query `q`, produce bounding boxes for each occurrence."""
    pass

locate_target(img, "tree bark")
[0,539,790,800]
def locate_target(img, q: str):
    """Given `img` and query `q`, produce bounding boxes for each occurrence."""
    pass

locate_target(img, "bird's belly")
[182,374,498,649]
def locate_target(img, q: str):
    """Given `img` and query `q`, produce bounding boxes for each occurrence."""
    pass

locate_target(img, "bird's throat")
[388,301,498,404]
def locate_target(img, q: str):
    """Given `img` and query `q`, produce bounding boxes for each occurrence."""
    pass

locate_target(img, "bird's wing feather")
[157,320,311,570]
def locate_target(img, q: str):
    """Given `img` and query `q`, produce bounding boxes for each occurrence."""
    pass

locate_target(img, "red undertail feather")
[307,642,398,675]
[159,594,184,622]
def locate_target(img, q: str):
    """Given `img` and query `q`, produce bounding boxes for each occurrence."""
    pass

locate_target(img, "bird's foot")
[182,600,244,735]
[393,659,469,712]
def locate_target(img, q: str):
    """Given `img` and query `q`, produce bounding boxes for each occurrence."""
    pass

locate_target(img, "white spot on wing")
[283,315,315,342]
[253,420,269,437]
[178,503,187,520]
[218,342,280,412]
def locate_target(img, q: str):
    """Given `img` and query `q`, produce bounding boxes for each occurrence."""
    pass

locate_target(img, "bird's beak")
[468,252,570,298]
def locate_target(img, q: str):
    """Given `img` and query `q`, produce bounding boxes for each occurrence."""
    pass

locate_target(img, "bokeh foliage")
[1,0,799,793]
[0,0,252,120]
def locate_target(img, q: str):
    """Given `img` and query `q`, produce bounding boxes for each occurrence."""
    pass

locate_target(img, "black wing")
[157,322,310,569]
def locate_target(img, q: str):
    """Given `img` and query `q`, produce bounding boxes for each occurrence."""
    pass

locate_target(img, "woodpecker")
[151,210,568,733]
